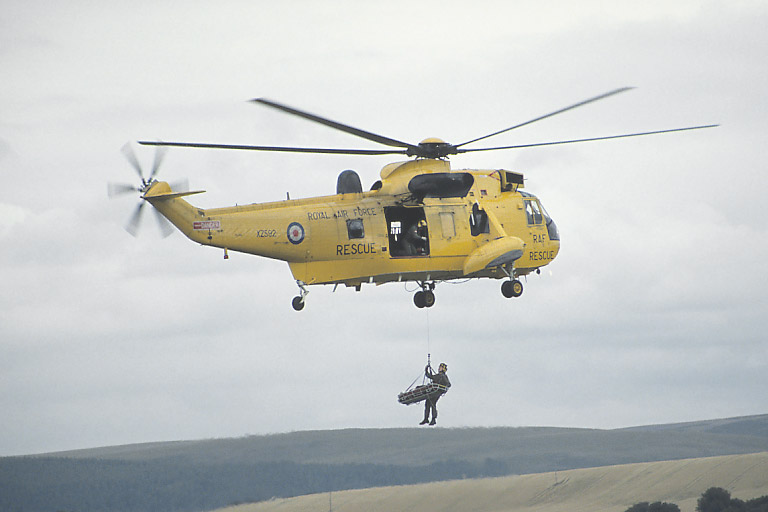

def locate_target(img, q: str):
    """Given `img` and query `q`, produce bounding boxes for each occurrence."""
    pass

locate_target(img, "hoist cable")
[426,306,431,362]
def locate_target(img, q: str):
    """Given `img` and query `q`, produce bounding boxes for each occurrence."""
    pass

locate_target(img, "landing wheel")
[414,290,436,308]
[292,296,305,311]
[501,279,523,298]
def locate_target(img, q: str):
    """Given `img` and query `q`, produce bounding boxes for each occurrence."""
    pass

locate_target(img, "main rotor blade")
[456,124,719,153]
[456,87,635,149]
[121,143,144,179]
[139,140,407,156]
[252,98,418,151]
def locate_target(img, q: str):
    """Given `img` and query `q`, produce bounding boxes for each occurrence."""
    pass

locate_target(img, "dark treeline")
[625,488,768,512]
[0,456,511,512]
[697,487,768,512]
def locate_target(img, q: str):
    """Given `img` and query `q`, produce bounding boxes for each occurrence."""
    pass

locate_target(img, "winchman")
[403,219,428,256]
[420,363,451,426]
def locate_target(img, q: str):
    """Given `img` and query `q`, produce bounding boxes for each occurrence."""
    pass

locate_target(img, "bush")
[696,487,768,512]
[698,488,734,512]
[625,502,681,512]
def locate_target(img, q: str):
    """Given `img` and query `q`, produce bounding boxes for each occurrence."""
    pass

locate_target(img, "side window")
[347,218,364,239]
[470,203,490,236]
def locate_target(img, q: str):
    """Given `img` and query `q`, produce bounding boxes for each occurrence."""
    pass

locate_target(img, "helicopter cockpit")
[521,191,559,241]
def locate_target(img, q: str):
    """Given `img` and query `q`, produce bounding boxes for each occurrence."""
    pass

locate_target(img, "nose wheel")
[414,282,436,308]
[501,279,523,298]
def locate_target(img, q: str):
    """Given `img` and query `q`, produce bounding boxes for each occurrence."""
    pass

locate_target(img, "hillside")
[215,452,768,512]
[43,413,768,468]
[2,414,768,512]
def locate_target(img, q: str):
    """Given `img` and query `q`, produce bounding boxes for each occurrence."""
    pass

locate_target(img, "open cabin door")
[385,206,430,257]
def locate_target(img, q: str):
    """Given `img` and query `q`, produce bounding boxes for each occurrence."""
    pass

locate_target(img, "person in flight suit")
[403,219,428,256]
[420,363,451,426]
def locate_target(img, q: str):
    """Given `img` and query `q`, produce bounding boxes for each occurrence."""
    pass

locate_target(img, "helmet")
[438,363,447,373]
[418,219,427,228]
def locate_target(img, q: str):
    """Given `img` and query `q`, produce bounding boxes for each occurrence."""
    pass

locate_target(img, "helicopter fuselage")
[145,158,560,291]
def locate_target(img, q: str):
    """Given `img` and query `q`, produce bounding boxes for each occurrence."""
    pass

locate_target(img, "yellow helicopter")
[109,88,716,310]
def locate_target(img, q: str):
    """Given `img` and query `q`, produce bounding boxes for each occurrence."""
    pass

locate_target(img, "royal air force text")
[308,206,377,221]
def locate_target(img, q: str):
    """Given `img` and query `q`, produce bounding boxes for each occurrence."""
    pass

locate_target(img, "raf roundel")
[287,222,305,245]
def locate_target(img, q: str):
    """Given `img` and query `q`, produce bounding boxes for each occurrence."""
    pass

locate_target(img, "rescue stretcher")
[397,383,449,405]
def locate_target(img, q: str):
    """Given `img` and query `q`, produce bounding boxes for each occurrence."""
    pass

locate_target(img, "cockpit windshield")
[540,202,559,241]
[525,199,543,225]
[522,192,559,241]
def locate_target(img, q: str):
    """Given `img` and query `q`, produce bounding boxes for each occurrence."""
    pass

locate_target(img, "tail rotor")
[109,143,184,237]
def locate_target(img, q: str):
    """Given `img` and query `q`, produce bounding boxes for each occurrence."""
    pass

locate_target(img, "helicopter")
[109,87,716,310]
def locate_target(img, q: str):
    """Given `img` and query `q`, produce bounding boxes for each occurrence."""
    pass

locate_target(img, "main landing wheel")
[501,279,523,298]
[414,290,436,308]
[292,296,305,311]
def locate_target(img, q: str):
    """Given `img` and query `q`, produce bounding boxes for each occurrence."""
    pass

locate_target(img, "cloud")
[0,0,767,456]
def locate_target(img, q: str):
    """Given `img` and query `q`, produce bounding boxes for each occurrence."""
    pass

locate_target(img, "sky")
[1,0,766,457]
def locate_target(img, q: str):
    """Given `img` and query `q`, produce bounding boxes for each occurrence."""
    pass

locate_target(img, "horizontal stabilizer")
[143,190,205,200]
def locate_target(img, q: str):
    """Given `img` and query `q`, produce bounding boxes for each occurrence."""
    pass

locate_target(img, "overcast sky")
[1,1,766,457]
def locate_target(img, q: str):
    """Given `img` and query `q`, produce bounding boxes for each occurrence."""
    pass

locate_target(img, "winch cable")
[424,306,433,384]
[404,312,433,393]
[402,260,436,395]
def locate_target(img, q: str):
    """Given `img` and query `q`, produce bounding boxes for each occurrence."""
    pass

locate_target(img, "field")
[217,452,768,512]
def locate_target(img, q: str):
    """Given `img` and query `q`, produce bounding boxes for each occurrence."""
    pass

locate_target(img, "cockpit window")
[470,203,490,236]
[523,193,559,240]
[524,199,543,225]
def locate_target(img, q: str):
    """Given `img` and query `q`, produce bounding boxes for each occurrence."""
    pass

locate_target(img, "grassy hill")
[43,413,768,468]
[214,452,768,512]
[2,414,768,512]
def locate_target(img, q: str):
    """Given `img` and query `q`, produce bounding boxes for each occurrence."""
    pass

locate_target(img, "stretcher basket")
[397,383,449,405]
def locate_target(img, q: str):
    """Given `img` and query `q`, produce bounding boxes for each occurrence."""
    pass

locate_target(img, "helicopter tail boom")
[142,182,209,242]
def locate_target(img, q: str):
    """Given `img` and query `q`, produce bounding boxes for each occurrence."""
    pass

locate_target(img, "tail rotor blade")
[125,202,145,237]
[108,182,139,198]
[121,143,144,180]
[113,144,187,238]
[148,145,168,181]
[152,208,175,238]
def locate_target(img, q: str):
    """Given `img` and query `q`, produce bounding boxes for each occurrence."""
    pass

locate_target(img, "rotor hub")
[139,178,156,194]
[412,138,457,159]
